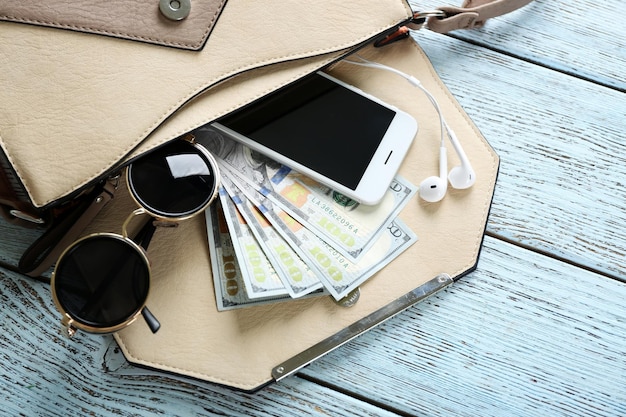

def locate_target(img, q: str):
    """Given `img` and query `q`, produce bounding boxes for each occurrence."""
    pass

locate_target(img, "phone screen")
[217,73,396,190]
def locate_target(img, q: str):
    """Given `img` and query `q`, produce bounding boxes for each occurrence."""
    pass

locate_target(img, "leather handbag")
[0,0,532,391]
[0,0,530,228]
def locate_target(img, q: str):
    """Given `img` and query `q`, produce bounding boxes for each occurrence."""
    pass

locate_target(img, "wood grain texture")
[1,1,625,416]
[413,29,626,280]
[300,236,626,417]
[0,268,401,417]
[3,237,623,416]
[411,0,626,91]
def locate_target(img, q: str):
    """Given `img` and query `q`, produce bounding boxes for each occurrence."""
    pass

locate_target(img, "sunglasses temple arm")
[132,219,161,333]
[132,217,157,250]
[141,307,161,333]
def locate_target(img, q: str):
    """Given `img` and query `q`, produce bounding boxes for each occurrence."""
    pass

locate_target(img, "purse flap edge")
[0,0,228,51]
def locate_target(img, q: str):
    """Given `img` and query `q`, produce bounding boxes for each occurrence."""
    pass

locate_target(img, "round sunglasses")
[51,137,219,337]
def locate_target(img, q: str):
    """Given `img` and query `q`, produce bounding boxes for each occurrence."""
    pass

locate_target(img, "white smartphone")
[212,71,417,205]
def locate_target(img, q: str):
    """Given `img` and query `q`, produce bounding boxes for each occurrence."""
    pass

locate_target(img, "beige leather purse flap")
[0,0,413,209]
[0,0,227,50]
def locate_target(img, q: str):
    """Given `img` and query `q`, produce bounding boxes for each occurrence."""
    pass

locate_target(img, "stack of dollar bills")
[195,126,418,310]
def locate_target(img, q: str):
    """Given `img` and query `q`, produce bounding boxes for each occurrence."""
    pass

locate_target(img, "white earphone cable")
[341,54,476,201]
[343,54,448,147]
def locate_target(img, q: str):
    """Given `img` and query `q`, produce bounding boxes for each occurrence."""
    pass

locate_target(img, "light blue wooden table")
[1,1,625,415]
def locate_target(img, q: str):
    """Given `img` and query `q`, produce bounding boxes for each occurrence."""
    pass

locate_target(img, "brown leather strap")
[426,0,535,33]
[18,177,118,278]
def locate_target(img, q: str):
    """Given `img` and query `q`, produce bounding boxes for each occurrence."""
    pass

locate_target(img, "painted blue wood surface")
[301,236,626,416]
[415,28,626,280]
[1,1,625,416]
[413,0,626,90]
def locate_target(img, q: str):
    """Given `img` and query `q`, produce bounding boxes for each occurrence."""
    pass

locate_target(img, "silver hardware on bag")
[272,274,454,381]
[334,288,361,308]
[413,10,447,24]
[404,10,448,31]
[159,0,191,21]
[9,210,45,224]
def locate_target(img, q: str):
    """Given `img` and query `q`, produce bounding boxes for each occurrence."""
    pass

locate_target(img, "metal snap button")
[159,0,191,21]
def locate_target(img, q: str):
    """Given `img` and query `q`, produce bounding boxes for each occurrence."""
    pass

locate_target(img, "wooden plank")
[300,235,626,416]
[0,267,402,417]
[408,30,626,280]
[410,0,626,91]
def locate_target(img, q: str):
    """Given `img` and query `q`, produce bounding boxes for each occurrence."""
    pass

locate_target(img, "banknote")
[219,173,324,298]
[220,165,418,300]
[205,201,293,310]
[275,171,416,259]
[218,162,330,276]
[196,126,417,261]
[311,218,417,300]
[217,187,288,299]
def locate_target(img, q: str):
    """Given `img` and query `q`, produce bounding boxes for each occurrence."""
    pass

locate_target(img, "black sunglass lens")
[128,141,217,218]
[54,236,150,329]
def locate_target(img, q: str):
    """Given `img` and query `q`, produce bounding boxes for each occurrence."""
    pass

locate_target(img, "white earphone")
[419,143,449,203]
[343,55,475,202]
[418,122,475,202]
[445,125,475,190]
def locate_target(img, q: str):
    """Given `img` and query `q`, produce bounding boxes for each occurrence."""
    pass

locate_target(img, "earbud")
[445,126,476,190]
[419,145,448,203]
[419,125,476,202]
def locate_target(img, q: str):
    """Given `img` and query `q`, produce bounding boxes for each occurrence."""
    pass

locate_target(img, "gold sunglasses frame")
[51,136,220,337]
[51,231,151,337]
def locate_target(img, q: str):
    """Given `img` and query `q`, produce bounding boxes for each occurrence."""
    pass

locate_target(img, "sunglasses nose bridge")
[121,208,150,239]
[53,139,218,339]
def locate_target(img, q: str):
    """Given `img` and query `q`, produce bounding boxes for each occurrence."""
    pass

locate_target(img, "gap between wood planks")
[295,373,416,417]
[445,34,625,94]
[484,230,624,284]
